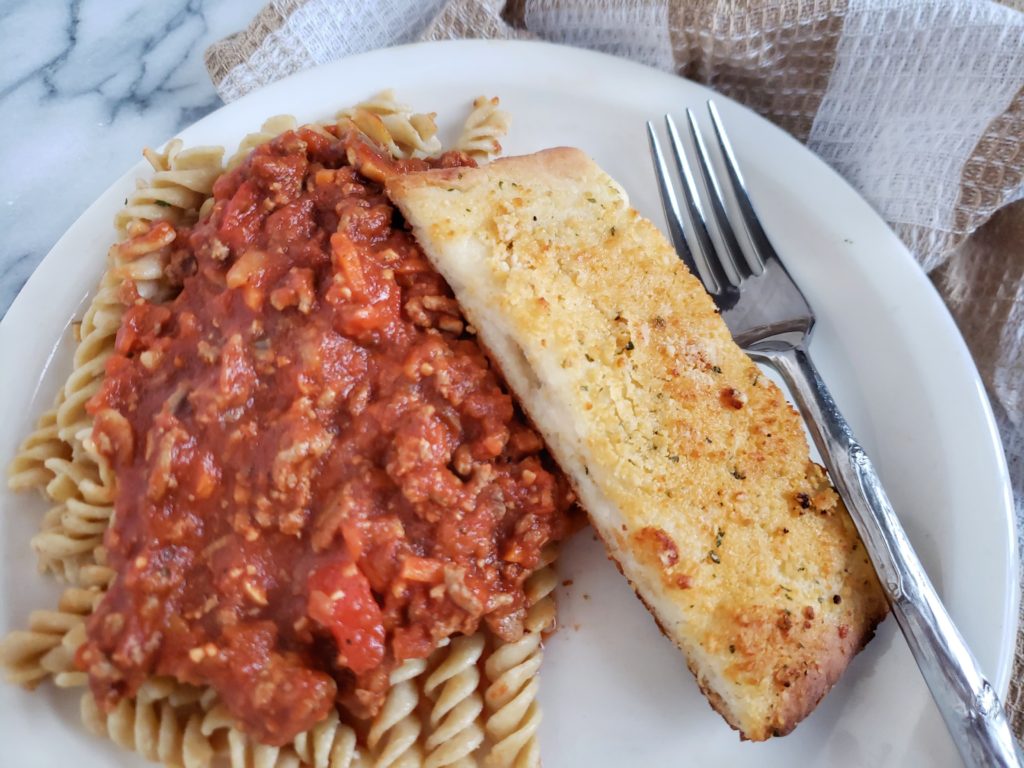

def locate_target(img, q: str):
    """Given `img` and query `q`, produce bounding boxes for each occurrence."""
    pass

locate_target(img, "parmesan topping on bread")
[386,148,888,740]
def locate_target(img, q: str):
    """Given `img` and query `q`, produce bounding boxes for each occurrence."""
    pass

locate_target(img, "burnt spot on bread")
[802,605,815,629]
[720,387,748,409]
[634,525,679,569]
[773,663,798,689]
[776,611,794,634]
[674,573,693,590]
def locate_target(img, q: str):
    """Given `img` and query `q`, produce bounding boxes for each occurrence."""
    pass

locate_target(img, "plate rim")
[0,35,1017,749]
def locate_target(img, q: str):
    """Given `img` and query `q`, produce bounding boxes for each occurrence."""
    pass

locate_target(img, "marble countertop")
[0,0,264,317]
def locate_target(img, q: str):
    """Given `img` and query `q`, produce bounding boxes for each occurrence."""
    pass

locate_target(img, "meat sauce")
[79,127,576,745]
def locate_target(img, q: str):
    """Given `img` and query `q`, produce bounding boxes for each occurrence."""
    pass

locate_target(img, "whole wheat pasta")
[116,141,226,233]
[6,402,70,493]
[31,483,112,583]
[422,634,486,768]
[366,657,428,768]
[80,677,235,768]
[453,96,510,162]
[31,142,223,584]
[337,90,442,159]
[227,114,299,169]
[0,564,111,688]
[480,548,558,768]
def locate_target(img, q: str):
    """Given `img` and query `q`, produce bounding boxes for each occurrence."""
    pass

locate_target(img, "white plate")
[0,40,1016,768]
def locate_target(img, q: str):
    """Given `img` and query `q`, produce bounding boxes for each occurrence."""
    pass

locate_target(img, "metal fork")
[647,102,1023,767]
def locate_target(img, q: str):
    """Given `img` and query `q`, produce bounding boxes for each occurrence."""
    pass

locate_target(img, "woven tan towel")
[206,0,1024,737]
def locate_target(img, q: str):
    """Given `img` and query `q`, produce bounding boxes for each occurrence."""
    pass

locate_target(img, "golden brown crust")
[387,148,888,740]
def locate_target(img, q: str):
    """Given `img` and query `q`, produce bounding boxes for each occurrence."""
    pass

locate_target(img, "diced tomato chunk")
[307,561,385,675]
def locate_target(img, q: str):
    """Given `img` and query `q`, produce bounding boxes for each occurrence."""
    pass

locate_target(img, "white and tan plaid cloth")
[205,0,1024,734]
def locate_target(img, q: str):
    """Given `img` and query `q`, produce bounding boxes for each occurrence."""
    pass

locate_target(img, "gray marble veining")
[0,0,264,317]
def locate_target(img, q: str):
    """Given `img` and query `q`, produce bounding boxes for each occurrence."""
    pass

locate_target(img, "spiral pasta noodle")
[32,475,113,583]
[421,634,486,768]
[480,548,558,768]
[115,141,226,234]
[29,134,221,583]
[291,709,366,768]
[84,678,369,768]
[40,213,199,583]
[363,656,427,768]
[227,115,299,169]
[187,690,367,768]
[6,401,70,493]
[454,97,510,163]
[0,564,111,688]
[56,221,179,452]
[81,678,211,767]
[337,90,441,160]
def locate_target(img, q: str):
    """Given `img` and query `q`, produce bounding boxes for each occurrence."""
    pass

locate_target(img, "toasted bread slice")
[386,148,888,740]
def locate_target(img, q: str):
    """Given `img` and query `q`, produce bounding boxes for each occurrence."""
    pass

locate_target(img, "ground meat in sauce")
[79,126,577,746]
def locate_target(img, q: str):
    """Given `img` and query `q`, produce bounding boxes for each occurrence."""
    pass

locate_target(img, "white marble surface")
[0,0,265,317]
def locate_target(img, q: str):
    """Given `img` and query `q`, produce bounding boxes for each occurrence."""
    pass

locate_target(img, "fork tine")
[706,101,774,269]
[664,115,734,295]
[684,108,760,279]
[646,122,702,281]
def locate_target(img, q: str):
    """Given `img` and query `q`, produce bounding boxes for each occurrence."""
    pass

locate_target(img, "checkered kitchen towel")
[206,0,1024,733]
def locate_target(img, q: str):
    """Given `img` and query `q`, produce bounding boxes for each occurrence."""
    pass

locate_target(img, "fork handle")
[758,344,1023,768]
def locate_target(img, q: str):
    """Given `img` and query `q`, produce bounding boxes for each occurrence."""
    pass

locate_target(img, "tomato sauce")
[80,127,576,745]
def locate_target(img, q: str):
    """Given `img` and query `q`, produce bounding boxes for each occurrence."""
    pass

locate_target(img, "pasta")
[5,401,69,493]
[84,677,371,768]
[227,115,299,169]
[480,548,558,768]
[336,90,442,159]
[422,635,486,768]
[0,564,111,688]
[1,94,567,768]
[366,657,428,768]
[116,141,226,233]
[203,705,364,768]
[81,679,198,766]
[453,97,510,162]
[32,473,112,583]
[21,136,223,585]
[290,710,366,768]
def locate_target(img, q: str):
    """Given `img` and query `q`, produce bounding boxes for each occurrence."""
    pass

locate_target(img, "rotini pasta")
[227,115,299,169]
[422,634,486,768]
[0,94,567,768]
[33,144,221,583]
[5,400,70,493]
[291,709,366,768]
[33,463,109,584]
[115,141,226,234]
[0,564,110,688]
[366,657,428,768]
[193,691,367,768]
[337,90,442,159]
[453,97,510,162]
[81,678,211,768]
[480,548,558,768]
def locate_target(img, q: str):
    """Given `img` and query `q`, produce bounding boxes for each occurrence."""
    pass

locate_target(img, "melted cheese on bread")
[387,148,888,740]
